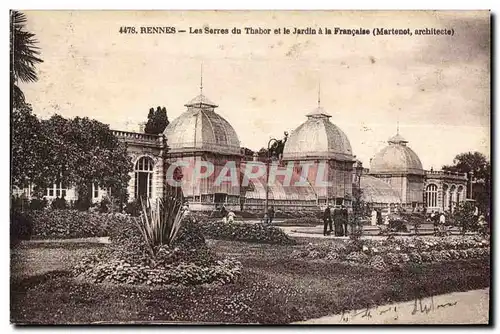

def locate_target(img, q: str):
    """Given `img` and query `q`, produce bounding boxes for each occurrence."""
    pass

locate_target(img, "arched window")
[135,157,154,199]
[442,184,449,211]
[457,186,464,205]
[449,185,457,211]
[426,184,438,208]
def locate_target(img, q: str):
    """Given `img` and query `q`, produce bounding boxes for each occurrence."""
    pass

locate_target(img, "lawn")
[10,238,490,324]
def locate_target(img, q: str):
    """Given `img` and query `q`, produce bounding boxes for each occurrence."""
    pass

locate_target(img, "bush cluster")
[200,220,296,245]
[13,209,115,239]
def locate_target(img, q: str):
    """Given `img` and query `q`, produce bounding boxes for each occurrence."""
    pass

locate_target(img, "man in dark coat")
[333,206,343,236]
[220,205,228,219]
[268,206,275,225]
[376,209,383,225]
[323,204,332,236]
[341,205,349,236]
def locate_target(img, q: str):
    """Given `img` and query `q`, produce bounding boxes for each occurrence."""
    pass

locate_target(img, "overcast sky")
[20,10,490,170]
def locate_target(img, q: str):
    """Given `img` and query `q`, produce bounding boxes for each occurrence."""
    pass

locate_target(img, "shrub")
[51,197,67,210]
[97,197,112,213]
[453,201,478,234]
[124,199,142,217]
[345,251,369,264]
[74,196,92,211]
[10,209,34,243]
[408,252,423,264]
[384,252,400,266]
[369,255,387,270]
[17,209,111,239]
[29,197,48,210]
[200,221,296,245]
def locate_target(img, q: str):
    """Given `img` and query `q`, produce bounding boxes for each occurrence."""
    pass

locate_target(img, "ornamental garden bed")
[73,216,242,287]
[291,235,490,270]
[199,220,296,245]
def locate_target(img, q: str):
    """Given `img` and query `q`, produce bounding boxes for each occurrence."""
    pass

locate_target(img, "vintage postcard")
[10,10,491,325]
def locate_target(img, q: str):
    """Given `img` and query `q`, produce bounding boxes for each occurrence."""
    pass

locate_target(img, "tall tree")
[145,106,169,134]
[50,116,133,206]
[12,112,133,207]
[10,11,43,109]
[11,103,46,190]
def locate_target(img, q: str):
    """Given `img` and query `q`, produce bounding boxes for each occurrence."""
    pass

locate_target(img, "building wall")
[424,171,467,213]
[406,175,425,206]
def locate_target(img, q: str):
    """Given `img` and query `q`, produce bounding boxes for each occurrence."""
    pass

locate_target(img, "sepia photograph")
[9,10,491,325]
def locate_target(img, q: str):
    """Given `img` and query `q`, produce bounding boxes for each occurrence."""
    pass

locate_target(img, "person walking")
[323,204,332,236]
[439,212,446,225]
[437,212,446,234]
[268,206,275,225]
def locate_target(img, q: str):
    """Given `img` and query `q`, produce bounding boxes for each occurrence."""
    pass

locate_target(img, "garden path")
[294,288,490,324]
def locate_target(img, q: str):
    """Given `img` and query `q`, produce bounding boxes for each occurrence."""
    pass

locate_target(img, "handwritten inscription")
[338,298,458,323]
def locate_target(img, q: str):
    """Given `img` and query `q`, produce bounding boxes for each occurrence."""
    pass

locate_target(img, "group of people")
[323,204,349,237]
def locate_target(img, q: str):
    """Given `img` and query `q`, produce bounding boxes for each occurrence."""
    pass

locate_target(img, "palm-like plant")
[10,10,43,108]
[136,193,184,260]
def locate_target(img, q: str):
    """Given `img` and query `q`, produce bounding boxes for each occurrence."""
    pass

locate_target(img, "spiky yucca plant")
[136,194,184,260]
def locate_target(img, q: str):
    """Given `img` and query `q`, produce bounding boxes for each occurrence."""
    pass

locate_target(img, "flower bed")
[74,257,241,286]
[200,220,296,245]
[74,218,242,286]
[292,236,490,270]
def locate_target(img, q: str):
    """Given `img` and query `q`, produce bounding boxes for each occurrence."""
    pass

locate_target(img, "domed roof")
[164,94,241,155]
[282,106,354,161]
[370,133,424,175]
[360,175,401,204]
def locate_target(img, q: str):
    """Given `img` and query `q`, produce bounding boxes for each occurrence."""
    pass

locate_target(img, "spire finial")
[397,120,399,135]
[200,62,203,95]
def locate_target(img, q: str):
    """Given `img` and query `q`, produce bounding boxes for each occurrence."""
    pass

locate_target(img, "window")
[93,183,99,198]
[425,184,438,208]
[134,157,154,199]
[457,186,464,205]
[46,183,67,198]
